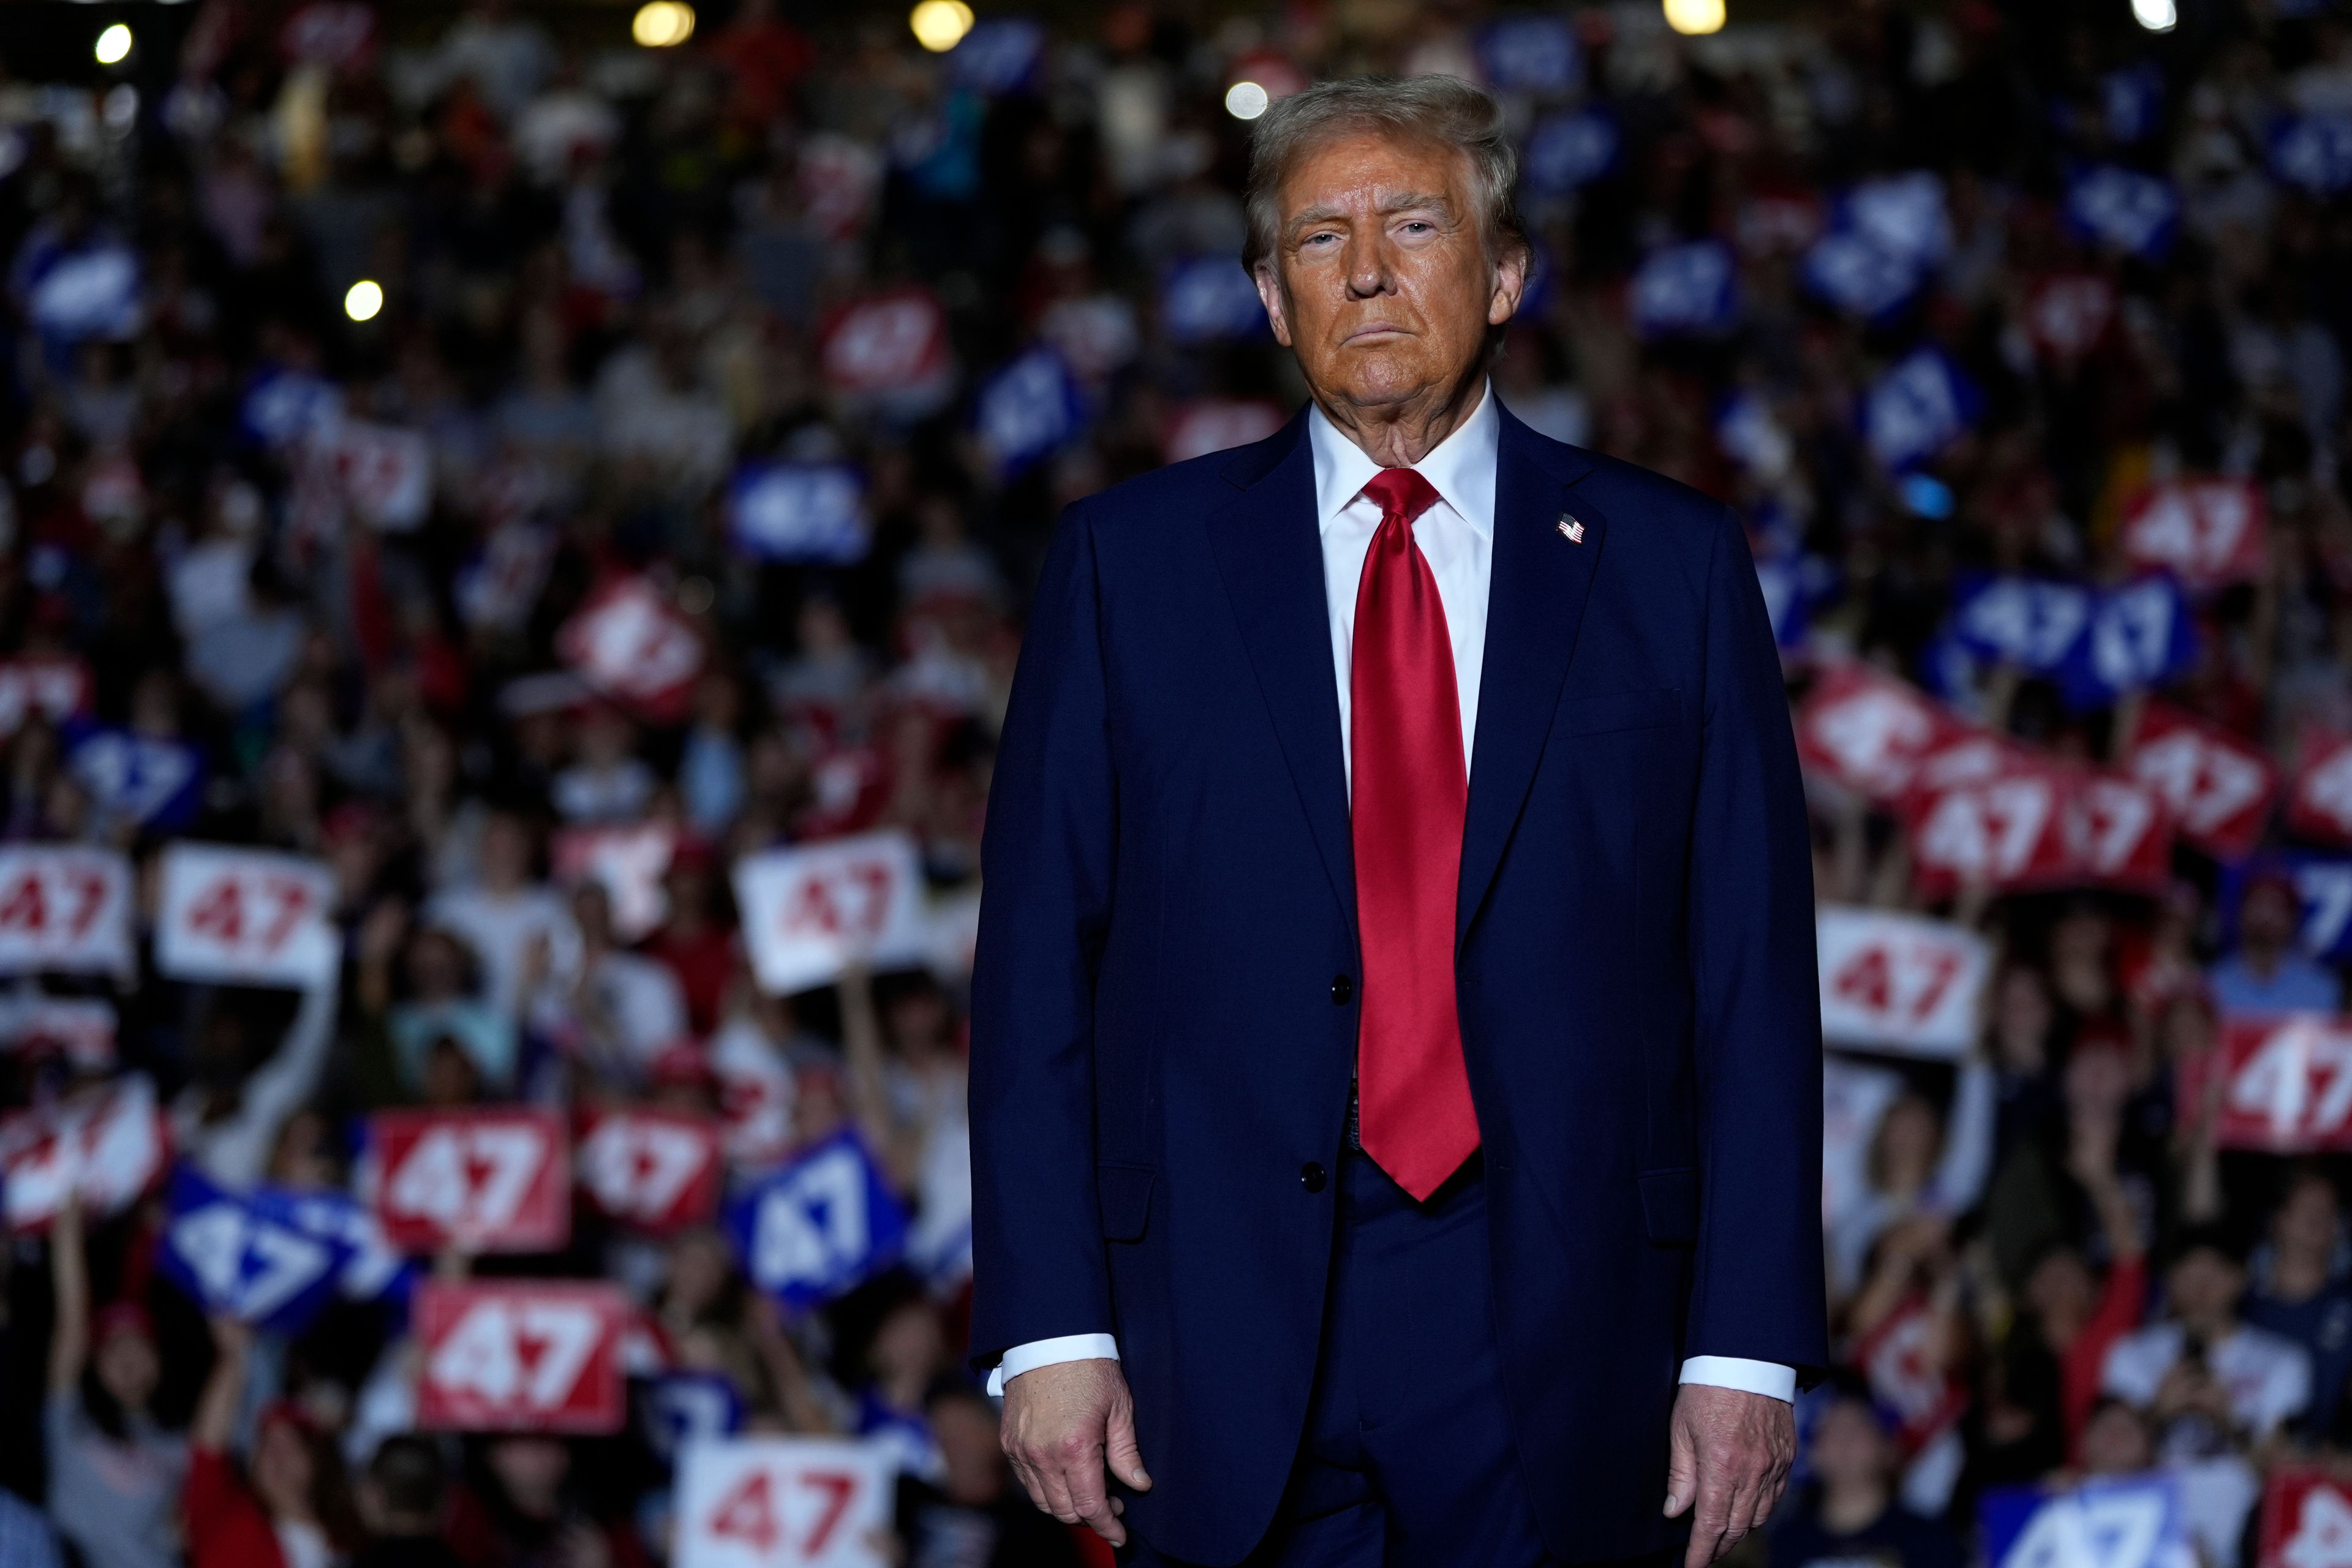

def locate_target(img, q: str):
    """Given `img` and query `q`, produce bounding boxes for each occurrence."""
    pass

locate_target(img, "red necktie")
[1349,467,1480,1202]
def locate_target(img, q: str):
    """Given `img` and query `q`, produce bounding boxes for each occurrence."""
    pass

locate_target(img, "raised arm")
[47,1197,88,1395]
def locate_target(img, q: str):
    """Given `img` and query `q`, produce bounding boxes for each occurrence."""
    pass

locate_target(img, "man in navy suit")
[969,75,1826,1567]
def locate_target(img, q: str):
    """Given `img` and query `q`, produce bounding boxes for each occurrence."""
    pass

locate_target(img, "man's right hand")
[1001,1357,1152,1547]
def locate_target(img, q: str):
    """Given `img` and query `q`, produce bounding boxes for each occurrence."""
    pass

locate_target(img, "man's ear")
[1487,241,1531,328]
[1253,261,1294,349]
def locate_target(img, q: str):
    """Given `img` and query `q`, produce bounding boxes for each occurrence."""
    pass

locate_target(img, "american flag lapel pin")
[1557,513,1585,544]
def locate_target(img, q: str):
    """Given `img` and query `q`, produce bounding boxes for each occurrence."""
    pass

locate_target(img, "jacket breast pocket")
[1638,1166,1699,1246]
[1097,1163,1155,1242]
[1555,687,1683,739]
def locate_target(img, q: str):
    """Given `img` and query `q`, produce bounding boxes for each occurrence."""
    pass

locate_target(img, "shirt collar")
[1306,379,1498,540]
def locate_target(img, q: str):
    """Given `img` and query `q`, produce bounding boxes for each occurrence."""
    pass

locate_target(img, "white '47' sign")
[154,845,338,988]
[675,1438,893,1568]
[733,831,930,995]
[1816,907,1990,1059]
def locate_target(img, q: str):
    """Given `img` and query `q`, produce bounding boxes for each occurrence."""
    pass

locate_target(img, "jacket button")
[1330,973,1353,1006]
[1300,1161,1328,1193]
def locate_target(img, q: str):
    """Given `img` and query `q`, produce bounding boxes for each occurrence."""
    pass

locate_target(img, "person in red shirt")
[185,1318,360,1568]
[644,840,736,1038]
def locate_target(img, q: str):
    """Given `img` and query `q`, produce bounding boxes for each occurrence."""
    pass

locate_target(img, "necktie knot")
[1360,467,1440,529]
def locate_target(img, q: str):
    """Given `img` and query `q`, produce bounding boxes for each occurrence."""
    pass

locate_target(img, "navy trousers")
[1122,1150,1562,1568]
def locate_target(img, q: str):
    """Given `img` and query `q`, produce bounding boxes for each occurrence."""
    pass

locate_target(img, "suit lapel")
[1457,410,1604,949]
[1205,413,1358,935]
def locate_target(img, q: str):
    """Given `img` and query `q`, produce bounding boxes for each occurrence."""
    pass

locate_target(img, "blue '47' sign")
[1979,1472,2185,1568]
[160,1166,351,1333]
[725,1131,910,1311]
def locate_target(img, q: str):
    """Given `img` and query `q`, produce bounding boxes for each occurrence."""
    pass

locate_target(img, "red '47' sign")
[154,845,338,989]
[1795,663,1969,804]
[2185,1016,2352,1153]
[2258,1467,2352,1568]
[557,578,704,723]
[576,1109,722,1233]
[415,1281,625,1434]
[674,1438,894,1568]
[1906,766,2074,897]
[371,1107,570,1253]
[2122,701,2278,861]
[2287,731,2352,848]
[2120,476,2267,592]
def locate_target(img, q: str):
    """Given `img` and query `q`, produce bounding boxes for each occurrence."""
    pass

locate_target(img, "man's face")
[1254,131,1525,415]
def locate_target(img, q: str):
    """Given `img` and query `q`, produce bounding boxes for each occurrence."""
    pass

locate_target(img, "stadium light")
[2132,0,2176,30]
[344,280,384,323]
[910,0,974,53]
[631,2,695,48]
[94,24,134,66]
[1225,81,1270,121]
[1662,0,1725,36]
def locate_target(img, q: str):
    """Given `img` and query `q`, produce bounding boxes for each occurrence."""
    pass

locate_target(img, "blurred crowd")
[3,0,2352,1565]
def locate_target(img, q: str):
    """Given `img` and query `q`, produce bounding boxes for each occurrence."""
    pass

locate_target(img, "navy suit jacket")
[968,405,1828,1564]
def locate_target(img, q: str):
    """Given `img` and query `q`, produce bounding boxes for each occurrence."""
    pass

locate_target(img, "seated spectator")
[352,1437,464,1568]
[2100,1224,2312,1455]
[1763,1385,1962,1568]
[2207,872,2340,1017]
[425,807,579,1020]
[443,1436,646,1568]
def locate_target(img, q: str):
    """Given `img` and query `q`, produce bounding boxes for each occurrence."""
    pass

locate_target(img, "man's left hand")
[1663,1383,1795,1567]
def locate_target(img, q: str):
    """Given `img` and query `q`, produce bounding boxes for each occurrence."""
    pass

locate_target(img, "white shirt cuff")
[1679,1356,1796,1402]
[984,1334,1121,1396]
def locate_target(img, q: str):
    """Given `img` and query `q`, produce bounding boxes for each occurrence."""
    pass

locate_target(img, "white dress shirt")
[990,385,1794,1406]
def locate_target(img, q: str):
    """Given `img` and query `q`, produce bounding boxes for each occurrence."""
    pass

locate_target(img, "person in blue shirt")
[1765,1385,1963,1568]
[2208,873,2342,1017]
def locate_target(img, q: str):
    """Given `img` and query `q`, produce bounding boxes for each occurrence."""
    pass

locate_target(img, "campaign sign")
[1801,231,1921,320]
[729,464,869,565]
[2259,1468,2352,1568]
[675,1438,894,1568]
[159,1165,351,1334]
[2189,1016,2352,1154]
[2122,702,2278,861]
[1817,907,1989,1059]
[154,844,338,989]
[974,347,1084,478]
[0,655,91,734]
[557,577,704,723]
[2064,165,2179,260]
[274,1187,410,1304]
[0,996,117,1071]
[552,822,675,944]
[1980,1472,2185,1568]
[240,368,344,451]
[66,726,203,830]
[0,1074,168,1231]
[727,1131,910,1311]
[2270,115,2352,194]
[2027,273,2117,364]
[28,245,140,343]
[1161,258,1267,344]
[819,289,951,401]
[577,1109,722,1234]
[328,419,432,531]
[713,1024,796,1173]
[1477,15,1580,94]
[643,1371,744,1465]
[1629,241,1737,339]
[1853,1294,1964,1455]
[733,831,930,996]
[2287,732,2352,848]
[1163,399,1287,465]
[0,846,132,978]
[1521,109,1618,196]
[1793,663,1969,802]
[1864,348,1980,472]
[1949,575,2094,674]
[2062,772,2175,892]
[946,17,1044,94]
[370,1107,571,1254]
[2121,477,2266,592]
[1844,172,1951,270]
[1908,767,2075,897]
[2219,855,2352,963]
[2060,576,2197,711]
[415,1281,627,1434]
